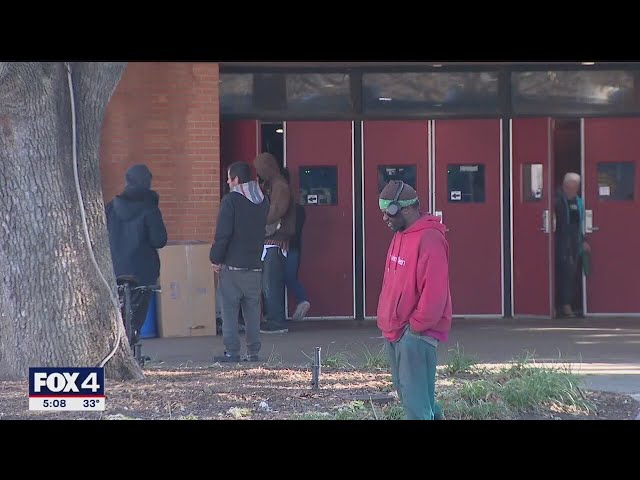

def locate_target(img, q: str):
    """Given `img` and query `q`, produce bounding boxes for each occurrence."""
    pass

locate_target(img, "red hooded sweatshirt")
[377,214,453,343]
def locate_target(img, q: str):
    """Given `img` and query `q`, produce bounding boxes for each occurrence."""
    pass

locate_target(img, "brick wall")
[99,62,220,243]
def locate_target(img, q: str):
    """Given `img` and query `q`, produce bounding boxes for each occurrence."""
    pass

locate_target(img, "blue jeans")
[262,247,286,327]
[285,248,308,304]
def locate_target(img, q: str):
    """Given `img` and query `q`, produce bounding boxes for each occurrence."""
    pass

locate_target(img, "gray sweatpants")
[218,268,262,356]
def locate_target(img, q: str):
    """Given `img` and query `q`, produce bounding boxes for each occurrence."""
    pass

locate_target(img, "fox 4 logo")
[29,367,105,396]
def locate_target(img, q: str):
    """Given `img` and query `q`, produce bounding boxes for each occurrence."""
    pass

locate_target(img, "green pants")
[385,328,442,420]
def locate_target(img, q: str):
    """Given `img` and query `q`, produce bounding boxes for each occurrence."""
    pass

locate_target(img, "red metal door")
[219,120,259,197]
[433,119,503,316]
[583,118,640,314]
[362,121,430,318]
[511,118,554,317]
[284,121,354,318]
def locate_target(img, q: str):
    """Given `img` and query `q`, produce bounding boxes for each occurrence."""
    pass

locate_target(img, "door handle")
[540,209,550,233]
[585,210,599,233]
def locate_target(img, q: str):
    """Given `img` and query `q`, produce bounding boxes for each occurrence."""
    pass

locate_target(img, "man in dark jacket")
[210,161,269,362]
[105,164,168,344]
[254,153,296,334]
[281,167,311,320]
[554,172,590,317]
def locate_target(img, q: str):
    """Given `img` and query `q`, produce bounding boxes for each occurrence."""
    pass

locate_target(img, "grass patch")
[500,368,593,414]
[285,349,595,421]
[442,343,479,375]
[382,403,405,420]
[439,396,513,420]
[458,379,500,404]
[494,352,594,413]
[323,352,356,369]
[301,345,357,370]
[435,351,594,419]
[499,350,538,379]
[286,351,593,420]
[291,402,405,421]
[335,400,373,420]
[334,400,407,420]
[362,344,390,370]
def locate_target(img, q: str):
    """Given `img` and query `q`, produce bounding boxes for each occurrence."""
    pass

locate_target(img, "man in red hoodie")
[377,180,452,420]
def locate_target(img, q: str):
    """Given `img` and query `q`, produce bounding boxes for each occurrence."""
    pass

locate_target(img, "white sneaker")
[292,301,311,321]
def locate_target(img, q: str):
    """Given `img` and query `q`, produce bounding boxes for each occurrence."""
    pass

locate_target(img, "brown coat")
[254,153,296,241]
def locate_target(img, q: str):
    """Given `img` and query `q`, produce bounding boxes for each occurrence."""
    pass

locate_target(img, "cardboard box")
[157,243,217,337]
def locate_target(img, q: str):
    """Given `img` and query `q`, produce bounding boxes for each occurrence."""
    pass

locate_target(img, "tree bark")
[0,62,143,380]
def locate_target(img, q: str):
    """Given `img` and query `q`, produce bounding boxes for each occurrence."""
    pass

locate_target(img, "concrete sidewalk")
[140,316,640,397]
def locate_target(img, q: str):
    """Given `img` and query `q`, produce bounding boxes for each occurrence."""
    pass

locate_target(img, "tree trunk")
[0,62,143,380]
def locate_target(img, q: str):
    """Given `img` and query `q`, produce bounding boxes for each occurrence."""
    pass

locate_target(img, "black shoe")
[260,322,288,334]
[243,354,260,362]
[214,352,241,363]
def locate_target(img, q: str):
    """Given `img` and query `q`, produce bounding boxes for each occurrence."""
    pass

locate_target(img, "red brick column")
[99,62,220,243]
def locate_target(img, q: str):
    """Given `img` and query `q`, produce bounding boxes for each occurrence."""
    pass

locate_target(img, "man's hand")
[212,264,222,273]
[583,242,591,254]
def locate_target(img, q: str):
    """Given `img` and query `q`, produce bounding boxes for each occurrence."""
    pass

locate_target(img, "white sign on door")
[450,191,462,201]
[599,185,611,197]
[307,194,318,204]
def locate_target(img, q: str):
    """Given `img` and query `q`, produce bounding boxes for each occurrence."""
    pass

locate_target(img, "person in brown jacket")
[254,153,296,333]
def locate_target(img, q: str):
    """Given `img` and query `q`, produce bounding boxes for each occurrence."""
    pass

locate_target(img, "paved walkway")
[141,317,640,397]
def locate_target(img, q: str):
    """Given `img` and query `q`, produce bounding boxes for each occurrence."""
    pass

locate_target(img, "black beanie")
[125,164,152,190]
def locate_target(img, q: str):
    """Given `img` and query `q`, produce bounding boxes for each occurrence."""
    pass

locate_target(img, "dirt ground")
[1,364,638,420]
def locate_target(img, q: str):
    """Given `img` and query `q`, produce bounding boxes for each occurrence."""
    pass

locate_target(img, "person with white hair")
[554,172,590,317]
